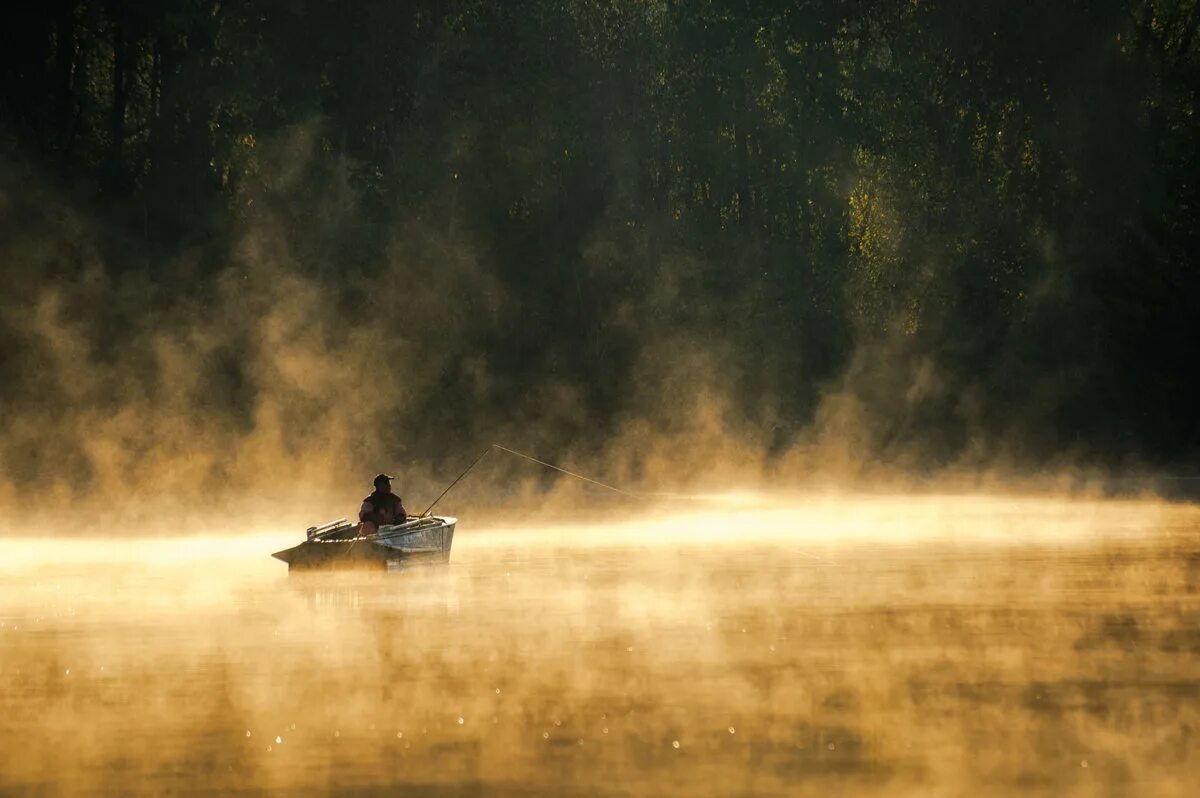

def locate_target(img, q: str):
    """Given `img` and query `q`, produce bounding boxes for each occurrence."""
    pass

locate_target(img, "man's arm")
[359,500,378,536]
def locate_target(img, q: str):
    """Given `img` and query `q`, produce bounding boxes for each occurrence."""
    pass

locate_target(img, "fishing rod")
[420,443,636,517]
[420,445,495,517]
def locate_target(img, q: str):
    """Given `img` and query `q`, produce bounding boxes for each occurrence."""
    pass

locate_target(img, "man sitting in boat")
[358,473,408,536]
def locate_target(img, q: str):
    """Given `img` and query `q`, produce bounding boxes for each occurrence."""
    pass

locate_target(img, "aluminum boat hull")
[272,516,456,571]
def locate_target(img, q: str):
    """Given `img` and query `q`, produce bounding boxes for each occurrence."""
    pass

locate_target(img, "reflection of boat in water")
[272,516,456,572]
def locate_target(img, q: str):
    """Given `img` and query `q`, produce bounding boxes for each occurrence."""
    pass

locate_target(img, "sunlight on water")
[2,493,1198,796]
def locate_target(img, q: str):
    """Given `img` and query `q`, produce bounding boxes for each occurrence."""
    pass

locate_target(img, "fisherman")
[359,473,407,536]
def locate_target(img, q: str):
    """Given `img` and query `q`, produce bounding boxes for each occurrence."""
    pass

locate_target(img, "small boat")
[269,444,620,571]
[272,515,456,572]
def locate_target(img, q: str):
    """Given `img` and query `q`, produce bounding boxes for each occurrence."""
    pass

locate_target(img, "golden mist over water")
[2,493,1198,796]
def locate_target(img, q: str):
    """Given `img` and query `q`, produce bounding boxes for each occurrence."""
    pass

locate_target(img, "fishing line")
[416,445,837,566]
[491,444,638,497]
[421,443,637,516]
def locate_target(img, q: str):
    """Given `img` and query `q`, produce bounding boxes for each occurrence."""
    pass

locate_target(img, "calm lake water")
[2,494,1198,796]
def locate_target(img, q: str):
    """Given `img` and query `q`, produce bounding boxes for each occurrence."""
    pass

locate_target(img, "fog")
[3,138,1197,794]
[2,138,1186,538]
[3,494,1198,796]
[4,3,1199,793]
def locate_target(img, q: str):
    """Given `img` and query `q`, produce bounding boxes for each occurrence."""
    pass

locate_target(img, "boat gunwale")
[306,515,456,544]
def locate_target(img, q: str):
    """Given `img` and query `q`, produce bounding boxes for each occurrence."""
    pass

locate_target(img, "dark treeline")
[2,0,1198,481]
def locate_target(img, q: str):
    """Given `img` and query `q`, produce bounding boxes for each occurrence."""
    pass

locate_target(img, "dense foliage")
[2,0,1198,480]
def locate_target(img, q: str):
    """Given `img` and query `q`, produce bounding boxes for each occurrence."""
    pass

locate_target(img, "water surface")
[3,494,1198,796]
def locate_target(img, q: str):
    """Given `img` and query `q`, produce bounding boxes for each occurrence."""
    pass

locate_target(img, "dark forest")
[2,0,1198,506]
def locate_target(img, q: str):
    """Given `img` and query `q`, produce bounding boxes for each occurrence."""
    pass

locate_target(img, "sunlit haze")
[4,494,1200,795]
[3,0,1198,794]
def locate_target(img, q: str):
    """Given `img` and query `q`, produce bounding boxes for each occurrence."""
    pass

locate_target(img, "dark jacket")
[359,491,407,526]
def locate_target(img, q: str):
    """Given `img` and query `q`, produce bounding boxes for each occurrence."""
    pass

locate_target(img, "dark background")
[1,0,1197,502]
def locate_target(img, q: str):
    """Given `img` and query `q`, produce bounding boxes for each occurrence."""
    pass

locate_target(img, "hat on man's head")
[373,473,394,488]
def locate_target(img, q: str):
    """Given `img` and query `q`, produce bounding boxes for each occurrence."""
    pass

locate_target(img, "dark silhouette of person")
[358,473,407,536]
